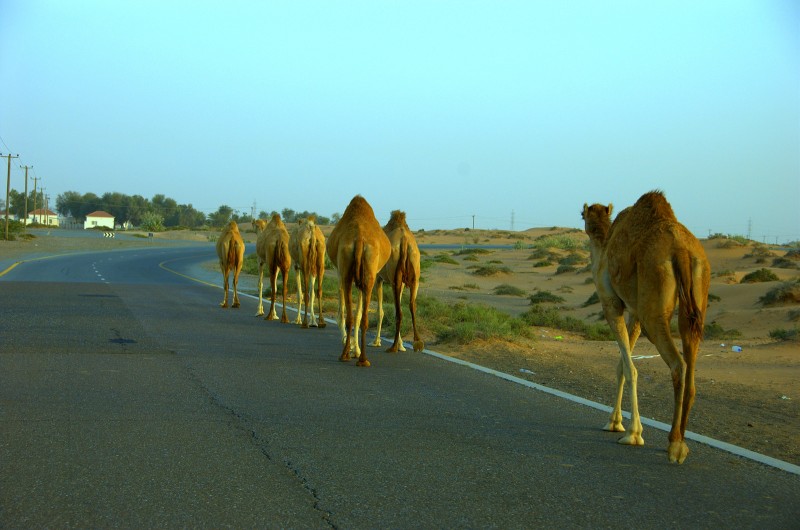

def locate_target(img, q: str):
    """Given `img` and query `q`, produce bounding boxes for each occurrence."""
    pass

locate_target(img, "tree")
[140,211,164,232]
[56,191,83,219]
[208,205,234,228]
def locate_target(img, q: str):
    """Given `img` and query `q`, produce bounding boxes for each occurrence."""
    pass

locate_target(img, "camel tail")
[396,233,410,286]
[673,251,705,343]
[354,237,365,287]
[227,241,239,270]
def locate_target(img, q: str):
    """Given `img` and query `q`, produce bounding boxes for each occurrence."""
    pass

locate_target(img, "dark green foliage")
[529,291,565,304]
[740,268,779,283]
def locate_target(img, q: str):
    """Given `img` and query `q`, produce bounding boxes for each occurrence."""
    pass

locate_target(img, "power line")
[2,152,20,240]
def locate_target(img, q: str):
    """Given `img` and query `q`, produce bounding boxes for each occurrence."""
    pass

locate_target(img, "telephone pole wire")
[2,153,20,241]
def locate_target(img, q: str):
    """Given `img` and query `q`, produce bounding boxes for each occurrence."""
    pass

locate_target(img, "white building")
[84,210,115,230]
[26,208,59,227]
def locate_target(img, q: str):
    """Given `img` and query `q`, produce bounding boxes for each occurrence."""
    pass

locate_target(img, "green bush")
[758,280,800,306]
[493,284,527,296]
[472,265,512,276]
[529,291,565,304]
[555,264,577,275]
[769,328,798,342]
[703,321,742,340]
[740,268,779,283]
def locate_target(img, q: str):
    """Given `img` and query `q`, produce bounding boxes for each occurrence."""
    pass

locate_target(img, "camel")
[289,216,327,328]
[215,220,245,308]
[369,210,424,353]
[326,195,390,367]
[582,190,710,464]
[254,214,292,323]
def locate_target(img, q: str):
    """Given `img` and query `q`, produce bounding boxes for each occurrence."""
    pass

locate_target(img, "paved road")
[1,245,798,528]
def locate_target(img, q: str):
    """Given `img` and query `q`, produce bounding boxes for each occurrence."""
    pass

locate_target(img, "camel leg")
[316,264,326,329]
[357,281,375,367]
[370,279,384,347]
[388,283,405,352]
[339,278,354,362]
[409,281,424,352]
[606,313,639,431]
[337,286,347,348]
[267,267,279,320]
[605,357,626,432]
[309,276,318,327]
[280,268,289,323]
[293,268,303,325]
[604,306,644,446]
[231,267,241,308]
[649,319,687,463]
[255,263,265,316]
[220,266,230,308]
[353,290,363,356]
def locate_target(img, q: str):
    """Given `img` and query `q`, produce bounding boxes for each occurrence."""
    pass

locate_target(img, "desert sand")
[2,225,798,466]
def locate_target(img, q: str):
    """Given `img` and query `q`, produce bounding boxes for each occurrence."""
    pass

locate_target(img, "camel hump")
[633,190,676,221]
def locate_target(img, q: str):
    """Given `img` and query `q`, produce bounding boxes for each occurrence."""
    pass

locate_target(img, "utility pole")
[31,176,40,224]
[2,153,20,241]
[472,215,475,230]
[20,165,32,230]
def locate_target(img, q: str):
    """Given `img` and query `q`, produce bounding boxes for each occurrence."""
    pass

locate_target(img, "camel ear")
[581,203,588,219]
[606,204,613,217]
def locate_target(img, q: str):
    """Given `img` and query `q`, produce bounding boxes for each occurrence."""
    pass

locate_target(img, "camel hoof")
[603,421,625,433]
[370,339,382,347]
[318,321,327,328]
[301,322,309,329]
[617,434,645,446]
[412,340,424,352]
[220,302,228,308]
[668,441,689,464]
[356,359,371,367]
[255,310,264,317]
[339,353,351,362]
[232,303,240,309]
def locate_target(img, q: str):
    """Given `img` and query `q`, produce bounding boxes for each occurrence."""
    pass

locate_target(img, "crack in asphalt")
[185,363,336,529]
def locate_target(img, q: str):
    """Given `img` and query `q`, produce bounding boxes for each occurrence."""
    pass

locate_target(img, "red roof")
[86,210,114,218]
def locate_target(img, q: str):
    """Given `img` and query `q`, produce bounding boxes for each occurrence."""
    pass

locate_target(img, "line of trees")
[4,189,339,231]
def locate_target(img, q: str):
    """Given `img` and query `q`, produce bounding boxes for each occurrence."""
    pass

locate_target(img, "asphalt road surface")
[1,245,798,528]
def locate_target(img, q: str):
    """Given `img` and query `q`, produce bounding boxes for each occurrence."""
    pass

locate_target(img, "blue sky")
[1,1,798,241]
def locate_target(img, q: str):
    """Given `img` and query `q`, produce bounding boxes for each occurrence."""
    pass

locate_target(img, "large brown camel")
[369,210,424,353]
[326,195,390,367]
[582,190,710,464]
[255,214,292,323]
[289,216,327,328]
[216,220,245,308]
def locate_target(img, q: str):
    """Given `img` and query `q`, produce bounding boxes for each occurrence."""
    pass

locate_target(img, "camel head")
[385,210,408,231]
[252,218,268,233]
[582,203,613,244]
[226,220,240,233]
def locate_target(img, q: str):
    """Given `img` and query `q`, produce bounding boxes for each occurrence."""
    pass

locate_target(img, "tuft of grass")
[449,283,480,291]
[529,290,565,304]
[703,321,742,340]
[533,260,553,268]
[472,265,512,276]
[708,293,721,303]
[769,328,799,342]
[758,280,800,306]
[582,292,600,307]
[788,309,800,322]
[555,264,577,275]
[493,284,527,296]
[418,297,533,344]
[454,248,492,256]
[520,304,614,340]
[740,268,779,283]
[531,234,584,251]
[771,257,799,269]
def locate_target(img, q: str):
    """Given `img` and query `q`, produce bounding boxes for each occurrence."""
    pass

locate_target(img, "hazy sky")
[2,1,798,240]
